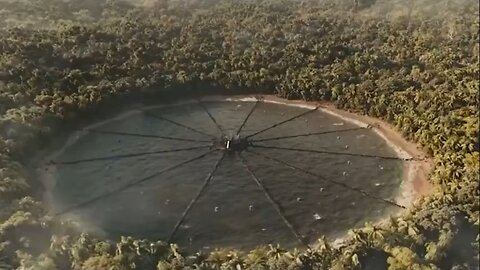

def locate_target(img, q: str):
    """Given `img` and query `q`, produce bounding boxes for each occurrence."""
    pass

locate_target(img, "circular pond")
[37,97,411,251]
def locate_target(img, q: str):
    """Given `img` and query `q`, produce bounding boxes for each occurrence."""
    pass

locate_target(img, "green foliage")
[386,247,437,270]
[0,0,478,269]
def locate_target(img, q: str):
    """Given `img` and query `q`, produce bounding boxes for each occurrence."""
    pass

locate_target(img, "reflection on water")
[41,100,403,251]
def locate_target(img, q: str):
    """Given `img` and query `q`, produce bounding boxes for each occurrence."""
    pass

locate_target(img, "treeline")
[0,0,478,269]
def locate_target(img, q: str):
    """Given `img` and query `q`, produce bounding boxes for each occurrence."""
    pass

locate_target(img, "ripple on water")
[40,100,404,251]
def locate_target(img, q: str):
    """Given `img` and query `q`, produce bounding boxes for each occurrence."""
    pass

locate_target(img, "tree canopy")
[0,0,478,269]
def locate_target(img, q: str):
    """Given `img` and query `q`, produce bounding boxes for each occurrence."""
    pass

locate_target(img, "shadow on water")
[440,217,479,269]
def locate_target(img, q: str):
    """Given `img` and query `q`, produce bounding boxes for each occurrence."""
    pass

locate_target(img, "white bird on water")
[214,206,219,212]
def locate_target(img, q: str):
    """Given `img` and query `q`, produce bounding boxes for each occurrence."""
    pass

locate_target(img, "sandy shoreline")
[34,94,432,248]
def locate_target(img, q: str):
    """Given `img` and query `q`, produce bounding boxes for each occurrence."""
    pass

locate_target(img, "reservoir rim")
[32,94,432,247]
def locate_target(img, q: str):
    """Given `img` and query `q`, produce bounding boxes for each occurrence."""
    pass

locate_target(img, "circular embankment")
[33,95,431,252]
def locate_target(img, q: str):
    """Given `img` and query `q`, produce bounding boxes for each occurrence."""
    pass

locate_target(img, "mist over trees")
[0,0,478,269]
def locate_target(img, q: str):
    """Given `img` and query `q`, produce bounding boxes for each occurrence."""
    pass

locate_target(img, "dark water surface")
[43,100,403,251]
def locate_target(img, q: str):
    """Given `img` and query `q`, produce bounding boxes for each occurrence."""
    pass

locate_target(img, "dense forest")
[0,0,478,269]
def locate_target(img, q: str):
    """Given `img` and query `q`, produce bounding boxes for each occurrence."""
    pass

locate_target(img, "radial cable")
[247,149,406,209]
[239,154,310,248]
[143,110,217,139]
[167,151,226,243]
[252,127,367,143]
[53,149,216,216]
[52,145,212,165]
[251,144,415,161]
[85,129,212,143]
[196,99,226,137]
[236,101,259,135]
[245,106,319,139]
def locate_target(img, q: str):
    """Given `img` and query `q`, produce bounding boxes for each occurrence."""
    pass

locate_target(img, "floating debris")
[375,183,382,187]
[261,228,267,232]
[333,122,344,126]
[164,199,170,205]
[378,165,384,170]
[313,213,322,220]
[180,224,191,229]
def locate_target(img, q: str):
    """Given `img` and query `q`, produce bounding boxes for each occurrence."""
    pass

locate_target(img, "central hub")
[215,135,250,152]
